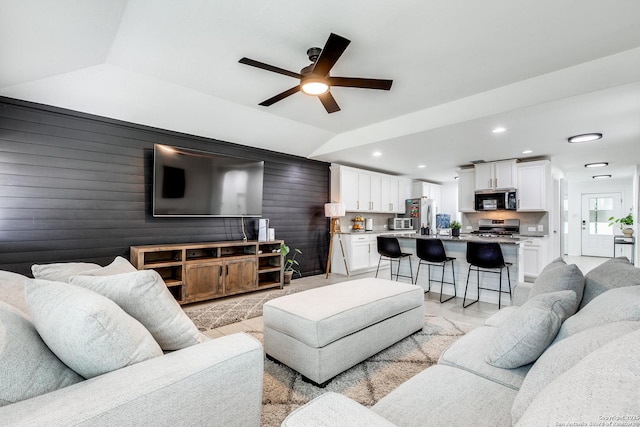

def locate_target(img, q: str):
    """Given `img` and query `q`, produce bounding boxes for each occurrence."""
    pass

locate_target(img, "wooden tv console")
[130,240,284,305]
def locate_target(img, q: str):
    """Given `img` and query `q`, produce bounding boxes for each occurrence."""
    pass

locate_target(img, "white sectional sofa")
[0,259,264,427]
[283,257,640,426]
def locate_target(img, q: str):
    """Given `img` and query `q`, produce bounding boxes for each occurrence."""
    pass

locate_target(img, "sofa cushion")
[0,301,83,406]
[372,364,518,427]
[516,329,640,426]
[76,256,138,276]
[484,306,519,327]
[528,260,584,311]
[31,262,101,283]
[25,279,163,379]
[512,320,640,423]
[439,326,531,390]
[486,290,576,369]
[554,285,640,342]
[0,270,29,314]
[70,269,206,351]
[580,257,640,308]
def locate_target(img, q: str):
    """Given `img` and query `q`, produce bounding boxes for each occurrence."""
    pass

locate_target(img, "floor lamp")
[325,202,349,278]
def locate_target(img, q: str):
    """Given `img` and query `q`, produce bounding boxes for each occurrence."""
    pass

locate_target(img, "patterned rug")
[251,315,475,427]
[182,286,303,330]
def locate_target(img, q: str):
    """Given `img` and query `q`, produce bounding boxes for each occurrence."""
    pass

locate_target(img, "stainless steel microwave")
[388,218,413,230]
[475,191,517,211]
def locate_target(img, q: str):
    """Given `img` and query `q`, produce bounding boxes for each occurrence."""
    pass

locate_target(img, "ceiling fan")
[239,33,393,113]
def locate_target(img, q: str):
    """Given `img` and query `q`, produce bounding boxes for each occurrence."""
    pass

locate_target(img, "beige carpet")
[182,286,303,330]
[249,315,475,427]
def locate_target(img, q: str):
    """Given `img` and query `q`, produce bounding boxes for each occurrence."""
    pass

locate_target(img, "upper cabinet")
[412,181,442,211]
[474,160,517,191]
[517,160,551,211]
[457,168,475,212]
[331,164,408,213]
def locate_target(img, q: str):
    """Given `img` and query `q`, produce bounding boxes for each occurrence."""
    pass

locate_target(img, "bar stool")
[375,236,413,282]
[414,239,456,303]
[463,241,512,309]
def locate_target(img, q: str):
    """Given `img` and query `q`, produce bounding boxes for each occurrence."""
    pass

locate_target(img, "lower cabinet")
[522,237,549,280]
[330,232,413,275]
[131,240,282,305]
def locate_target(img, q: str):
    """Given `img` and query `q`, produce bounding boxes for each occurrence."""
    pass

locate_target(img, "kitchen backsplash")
[341,212,397,233]
[462,211,549,236]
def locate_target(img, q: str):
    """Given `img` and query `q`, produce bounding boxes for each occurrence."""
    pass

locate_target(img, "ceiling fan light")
[568,133,603,143]
[301,77,329,95]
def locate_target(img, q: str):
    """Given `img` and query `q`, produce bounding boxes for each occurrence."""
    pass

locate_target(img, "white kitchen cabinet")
[522,236,549,280]
[412,181,442,211]
[517,160,551,211]
[331,164,408,213]
[330,233,383,275]
[457,168,475,212]
[474,160,517,191]
[398,177,411,213]
[350,235,372,271]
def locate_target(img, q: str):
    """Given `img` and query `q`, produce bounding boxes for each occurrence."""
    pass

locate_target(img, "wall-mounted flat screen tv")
[153,144,264,217]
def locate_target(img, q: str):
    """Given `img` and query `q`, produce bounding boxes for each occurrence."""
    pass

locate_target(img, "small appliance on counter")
[388,217,413,230]
[365,218,374,231]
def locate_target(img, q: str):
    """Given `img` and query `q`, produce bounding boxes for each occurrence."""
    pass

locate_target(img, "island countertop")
[386,233,526,245]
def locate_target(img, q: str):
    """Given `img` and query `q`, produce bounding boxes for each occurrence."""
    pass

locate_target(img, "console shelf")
[131,240,283,305]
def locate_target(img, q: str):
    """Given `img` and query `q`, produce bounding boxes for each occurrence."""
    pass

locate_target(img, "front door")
[581,193,621,257]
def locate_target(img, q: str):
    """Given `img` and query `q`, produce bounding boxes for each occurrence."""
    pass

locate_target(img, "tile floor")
[201,255,609,339]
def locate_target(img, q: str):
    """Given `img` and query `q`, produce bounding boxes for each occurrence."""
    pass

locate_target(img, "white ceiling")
[2,0,640,183]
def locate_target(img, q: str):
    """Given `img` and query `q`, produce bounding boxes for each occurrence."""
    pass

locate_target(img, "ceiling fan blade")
[318,91,340,113]
[239,57,302,79]
[312,33,351,77]
[329,77,393,90]
[259,85,301,106]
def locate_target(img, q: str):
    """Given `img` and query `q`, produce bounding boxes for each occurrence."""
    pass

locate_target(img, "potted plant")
[280,243,302,284]
[608,213,634,237]
[450,221,462,237]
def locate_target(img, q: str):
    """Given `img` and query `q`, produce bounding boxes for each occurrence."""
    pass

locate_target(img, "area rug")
[183,286,303,330]
[251,314,476,427]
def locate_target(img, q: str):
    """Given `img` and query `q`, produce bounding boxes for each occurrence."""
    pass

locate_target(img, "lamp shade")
[324,203,345,218]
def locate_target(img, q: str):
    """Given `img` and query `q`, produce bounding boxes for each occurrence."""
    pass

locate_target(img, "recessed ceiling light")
[418,164,426,168]
[568,133,603,143]
[592,174,611,180]
[372,151,382,157]
[492,127,507,133]
[585,162,609,168]
[454,176,459,180]
[522,150,533,154]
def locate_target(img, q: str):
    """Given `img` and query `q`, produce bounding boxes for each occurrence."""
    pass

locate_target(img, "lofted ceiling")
[1,0,640,183]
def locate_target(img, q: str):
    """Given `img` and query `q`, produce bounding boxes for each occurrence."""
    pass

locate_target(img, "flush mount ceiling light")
[568,133,602,143]
[592,174,611,180]
[585,162,609,168]
[492,127,507,133]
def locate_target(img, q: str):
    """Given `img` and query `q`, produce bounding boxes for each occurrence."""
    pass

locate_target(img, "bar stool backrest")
[377,236,403,258]
[416,239,447,263]
[466,241,505,269]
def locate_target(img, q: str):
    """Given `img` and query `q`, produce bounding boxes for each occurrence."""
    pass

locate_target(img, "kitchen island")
[385,234,525,307]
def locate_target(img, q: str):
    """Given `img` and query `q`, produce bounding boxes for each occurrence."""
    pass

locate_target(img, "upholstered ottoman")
[263,278,425,385]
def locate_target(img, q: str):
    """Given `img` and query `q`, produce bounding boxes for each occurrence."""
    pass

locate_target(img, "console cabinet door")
[224,257,257,294]
[184,261,224,302]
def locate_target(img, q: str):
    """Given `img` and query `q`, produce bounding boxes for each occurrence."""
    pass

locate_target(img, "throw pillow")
[580,257,640,308]
[70,269,206,351]
[0,301,82,406]
[539,257,566,274]
[486,290,577,369]
[554,285,640,342]
[528,262,584,313]
[0,270,29,314]
[25,279,163,379]
[31,262,101,283]
[516,329,640,426]
[76,256,137,277]
[512,320,640,423]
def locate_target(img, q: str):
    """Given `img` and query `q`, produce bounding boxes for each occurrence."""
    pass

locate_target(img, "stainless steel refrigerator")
[404,198,436,234]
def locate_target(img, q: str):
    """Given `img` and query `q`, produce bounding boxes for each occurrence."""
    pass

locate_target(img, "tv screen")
[153,144,264,217]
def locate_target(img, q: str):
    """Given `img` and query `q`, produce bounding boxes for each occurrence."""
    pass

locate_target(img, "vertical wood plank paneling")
[0,97,330,277]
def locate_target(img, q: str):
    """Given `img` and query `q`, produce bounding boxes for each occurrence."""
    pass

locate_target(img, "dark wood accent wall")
[0,97,330,277]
